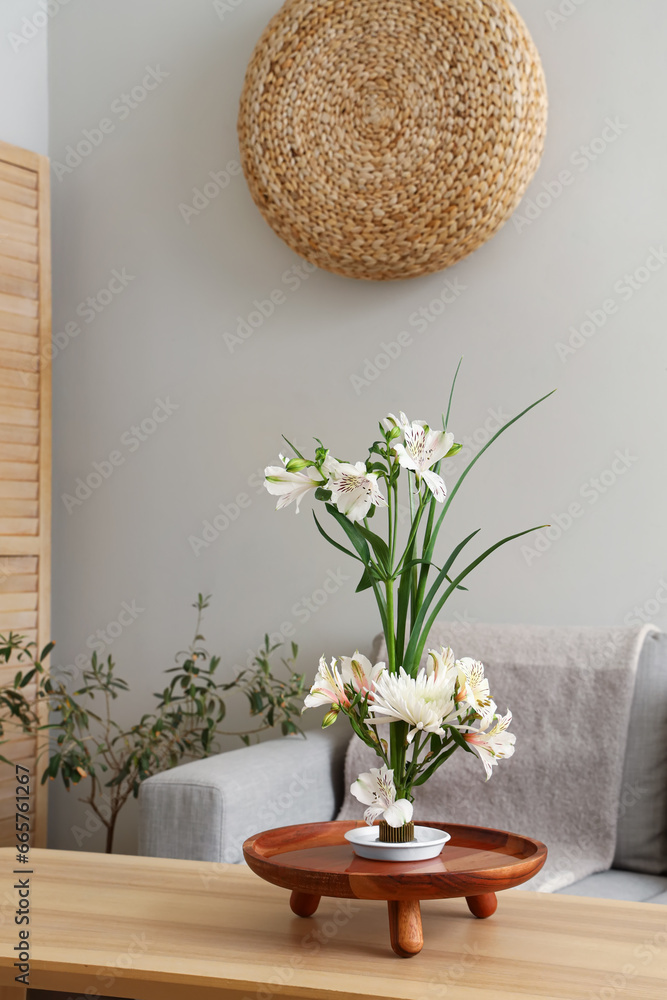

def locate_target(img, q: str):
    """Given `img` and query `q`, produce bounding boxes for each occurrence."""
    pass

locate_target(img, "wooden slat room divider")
[0,140,51,847]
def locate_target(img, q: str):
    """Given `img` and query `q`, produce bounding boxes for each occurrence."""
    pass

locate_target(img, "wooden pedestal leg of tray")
[466,892,498,919]
[290,890,321,917]
[387,899,424,958]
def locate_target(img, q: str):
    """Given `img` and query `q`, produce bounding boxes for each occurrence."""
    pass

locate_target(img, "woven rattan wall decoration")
[238,0,548,282]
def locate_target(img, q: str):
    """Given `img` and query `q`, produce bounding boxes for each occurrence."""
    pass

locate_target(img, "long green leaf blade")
[444,356,463,432]
[395,532,416,667]
[403,529,480,671]
[356,522,391,575]
[410,525,547,669]
[426,390,556,562]
[312,511,363,563]
[323,506,388,633]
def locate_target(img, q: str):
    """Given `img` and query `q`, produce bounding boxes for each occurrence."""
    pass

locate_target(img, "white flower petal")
[303,656,350,712]
[303,689,332,709]
[340,489,373,523]
[338,654,384,697]
[392,442,418,473]
[363,805,385,826]
[390,414,455,488]
[463,709,516,780]
[368,666,456,736]
[351,765,397,823]
[351,776,376,806]
[383,798,414,827]
[321,454,337,477]
[327,462,387,523]
[264,465,322,513]
[421,468,448,503]
[424,429,455,465]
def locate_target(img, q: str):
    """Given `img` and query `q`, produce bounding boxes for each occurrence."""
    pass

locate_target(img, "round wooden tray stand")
[243,821,548,959]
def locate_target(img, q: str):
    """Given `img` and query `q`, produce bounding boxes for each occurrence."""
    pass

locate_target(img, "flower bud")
[321,706,340,728]
[446,443,463,457]
[285,458,313,472]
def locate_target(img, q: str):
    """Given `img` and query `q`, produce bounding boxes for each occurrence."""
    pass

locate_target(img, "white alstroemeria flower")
[386,412,454,502]
[338,652,385,698]
[303,653,386,719]
[426,646,457,683]
[369,666,456,743]
[463,710,516,780]
[455,657,495,725]
[264,455,323,513]
[303,656,350,711]
[350,764,414,828]
[326,459,388,523]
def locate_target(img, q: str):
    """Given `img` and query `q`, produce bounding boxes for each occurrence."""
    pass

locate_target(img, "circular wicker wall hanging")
[238,0,548,282]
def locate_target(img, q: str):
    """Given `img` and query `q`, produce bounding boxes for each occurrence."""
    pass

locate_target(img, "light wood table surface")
[0,849,666,999]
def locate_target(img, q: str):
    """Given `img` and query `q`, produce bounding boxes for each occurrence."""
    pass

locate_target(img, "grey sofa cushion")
[557,869,667,903]
[139,731,346,863]
[614,631,667,875]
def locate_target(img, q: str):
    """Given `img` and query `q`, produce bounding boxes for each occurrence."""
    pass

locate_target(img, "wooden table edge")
[1,851,666,998]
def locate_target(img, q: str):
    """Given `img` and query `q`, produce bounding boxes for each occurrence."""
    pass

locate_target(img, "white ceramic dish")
[344,825,451,862]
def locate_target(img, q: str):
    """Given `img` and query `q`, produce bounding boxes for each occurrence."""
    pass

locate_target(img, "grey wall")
[0,0,49,153]
[46,0,667,853]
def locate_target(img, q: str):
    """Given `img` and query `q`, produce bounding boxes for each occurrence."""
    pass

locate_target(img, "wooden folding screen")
[0,140,51,847]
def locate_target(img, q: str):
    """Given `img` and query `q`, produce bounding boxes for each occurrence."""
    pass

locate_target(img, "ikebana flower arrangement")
[264,367,552,846]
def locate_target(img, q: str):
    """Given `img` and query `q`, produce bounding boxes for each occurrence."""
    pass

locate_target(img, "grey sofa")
[139,631,667,904]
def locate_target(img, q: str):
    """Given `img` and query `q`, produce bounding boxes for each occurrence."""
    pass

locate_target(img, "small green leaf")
[282,436,306,460]
[355,568,375,593]
[324,504,372,564]
[355,522,390,572]
[448,726,475,754]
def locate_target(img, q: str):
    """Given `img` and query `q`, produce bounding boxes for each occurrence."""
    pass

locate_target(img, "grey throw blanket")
[337,622,654,891]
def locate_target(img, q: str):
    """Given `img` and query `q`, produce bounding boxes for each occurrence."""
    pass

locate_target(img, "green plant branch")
[1,598,305,853]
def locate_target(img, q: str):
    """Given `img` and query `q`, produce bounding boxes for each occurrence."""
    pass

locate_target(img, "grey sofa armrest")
[138,729,348,864]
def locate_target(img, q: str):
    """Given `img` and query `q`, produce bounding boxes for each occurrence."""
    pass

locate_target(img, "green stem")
[402,731,426,794]
[368,724,391,768]
[390,480,399,565]
[412,740,457,786]
[391,721,408,786]
[385,574,410,781]
[415,462,442,614]
[385,578,396,674]
[393,492,426,576]
[410,487,428,629]
[387,477,394,565]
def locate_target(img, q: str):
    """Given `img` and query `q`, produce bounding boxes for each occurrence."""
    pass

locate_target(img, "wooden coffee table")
[243,821,548,957]
[1,848,666,999]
